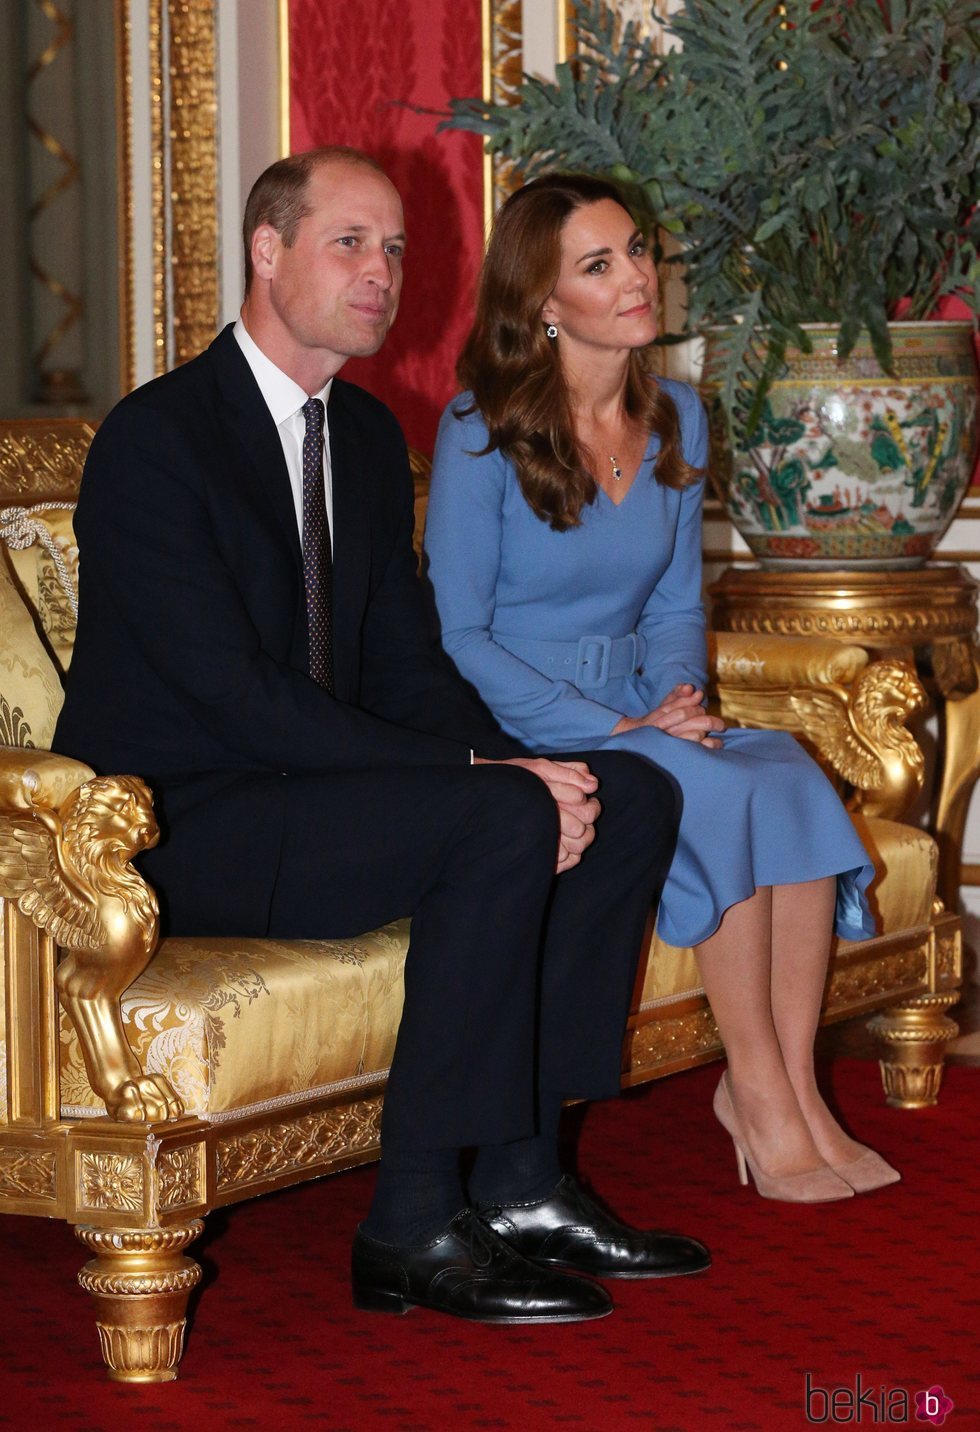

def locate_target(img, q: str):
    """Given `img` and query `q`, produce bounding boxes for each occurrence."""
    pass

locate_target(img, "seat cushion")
[57,819,938,1119]
[60,920,410,1121]
[638,815,937,1012]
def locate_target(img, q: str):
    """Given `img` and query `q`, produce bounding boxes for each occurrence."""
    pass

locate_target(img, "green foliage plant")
[447,0,980,436]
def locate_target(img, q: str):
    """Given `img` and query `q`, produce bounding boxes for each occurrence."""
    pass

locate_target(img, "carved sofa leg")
[76,1220,204,1382]
[866,992,960,1108]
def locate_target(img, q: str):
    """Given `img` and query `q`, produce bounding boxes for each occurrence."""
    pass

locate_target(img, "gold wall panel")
[114,0,136,394]
[483,0,524,224]
[148,0,220,377]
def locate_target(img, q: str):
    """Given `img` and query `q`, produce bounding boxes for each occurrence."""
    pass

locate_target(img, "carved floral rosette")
[702,322,979,570]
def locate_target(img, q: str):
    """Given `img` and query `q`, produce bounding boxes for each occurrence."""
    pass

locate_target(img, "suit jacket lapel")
[209,326,303,576]
[327,383,371,702]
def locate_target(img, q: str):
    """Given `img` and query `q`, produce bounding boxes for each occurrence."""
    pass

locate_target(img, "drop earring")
[545,324,558,339]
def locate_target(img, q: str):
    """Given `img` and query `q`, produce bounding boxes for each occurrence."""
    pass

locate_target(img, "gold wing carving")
[0,809,105,949]
[2,772,181,1122]
[788,688,882,791]
[790,660,925,818]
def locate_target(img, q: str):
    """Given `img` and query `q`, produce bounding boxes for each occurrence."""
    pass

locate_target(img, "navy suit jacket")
[55,325,519,929]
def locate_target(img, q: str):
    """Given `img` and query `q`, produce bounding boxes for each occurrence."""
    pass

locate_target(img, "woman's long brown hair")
[456,173,701,532]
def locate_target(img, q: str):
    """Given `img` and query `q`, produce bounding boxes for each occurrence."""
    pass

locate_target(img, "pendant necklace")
[609,455,623,482]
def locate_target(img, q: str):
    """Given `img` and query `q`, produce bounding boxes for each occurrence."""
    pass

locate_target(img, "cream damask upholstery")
[3,503,78,677]
[0,419,962,1384]
[0,538,64,750]
[59,924,410,1121]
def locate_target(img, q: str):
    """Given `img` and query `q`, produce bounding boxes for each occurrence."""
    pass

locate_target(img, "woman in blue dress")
[425,174,899,1201]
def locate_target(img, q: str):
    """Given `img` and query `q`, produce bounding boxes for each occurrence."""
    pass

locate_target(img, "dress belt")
[498,632,647,691]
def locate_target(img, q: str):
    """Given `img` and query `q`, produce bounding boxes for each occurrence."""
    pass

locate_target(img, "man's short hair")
[242,147,388,294]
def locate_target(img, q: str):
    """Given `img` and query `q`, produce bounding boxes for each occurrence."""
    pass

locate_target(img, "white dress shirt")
[233,318,333,543]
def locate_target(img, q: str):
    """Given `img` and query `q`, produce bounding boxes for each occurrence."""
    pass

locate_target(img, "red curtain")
[288,0,485,455]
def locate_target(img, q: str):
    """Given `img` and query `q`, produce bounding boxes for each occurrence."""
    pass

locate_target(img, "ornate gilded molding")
[92,1320,187,1381]
[78,1151,144,1213]
[825,948,928,1012]
[717,601,977,644]
[216,1096,384,1191]
[149,0,220,376]
[933,923,962,987]
[0,420,93,502]
[483,0,524,224]
[149,0,166,372]
[0,1147,57,1200]
[868,991,960,1108]
[627,1005,722,1074]
[167,1,219,365]
[77,1220,204,1383]
[114,0,136,394]
[153,1140,205,1213]
[710,566,980,647]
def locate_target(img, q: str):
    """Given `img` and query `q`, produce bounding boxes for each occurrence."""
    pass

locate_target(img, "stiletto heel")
[829,1147,901,1194]
[713,1075,854,1203]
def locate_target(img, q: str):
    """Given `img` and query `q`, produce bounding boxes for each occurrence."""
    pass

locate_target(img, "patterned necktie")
[301,396,334,693]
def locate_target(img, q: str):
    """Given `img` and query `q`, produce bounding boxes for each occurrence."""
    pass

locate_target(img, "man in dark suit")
[56,147,707,1324]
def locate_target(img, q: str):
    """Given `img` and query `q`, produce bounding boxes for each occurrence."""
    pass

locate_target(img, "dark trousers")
[265,751,678,1150]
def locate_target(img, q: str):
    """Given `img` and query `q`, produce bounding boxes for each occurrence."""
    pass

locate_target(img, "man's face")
[260,161,405,367]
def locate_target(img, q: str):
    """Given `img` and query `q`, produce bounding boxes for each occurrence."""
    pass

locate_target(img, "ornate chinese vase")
[701,322,978,569]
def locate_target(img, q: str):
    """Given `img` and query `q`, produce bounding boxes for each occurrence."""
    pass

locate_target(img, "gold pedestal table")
[710,563,976,1102]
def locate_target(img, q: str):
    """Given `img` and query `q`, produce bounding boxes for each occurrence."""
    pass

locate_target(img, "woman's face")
[541,199,657,356]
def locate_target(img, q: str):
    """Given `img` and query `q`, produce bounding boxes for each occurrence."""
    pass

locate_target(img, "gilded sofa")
[0,420,961,1384]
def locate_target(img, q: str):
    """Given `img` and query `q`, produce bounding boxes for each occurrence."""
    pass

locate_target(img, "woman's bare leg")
[695,887,826,1177]
[770,877,867,1165]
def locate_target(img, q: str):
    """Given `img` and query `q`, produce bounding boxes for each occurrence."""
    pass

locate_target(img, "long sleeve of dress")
[426,403,626,752]
[632,387,710,710]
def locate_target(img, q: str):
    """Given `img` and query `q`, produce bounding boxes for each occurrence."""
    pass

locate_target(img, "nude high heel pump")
[713,1075,854,1203]
[829,1147,901,1194]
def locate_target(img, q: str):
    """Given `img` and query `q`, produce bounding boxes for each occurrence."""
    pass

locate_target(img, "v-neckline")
[595,435,655,508]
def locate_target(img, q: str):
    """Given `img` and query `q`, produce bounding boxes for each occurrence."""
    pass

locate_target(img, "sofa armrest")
[710,631,869,688]
[707,632,927,820]
[0,747,183,1124]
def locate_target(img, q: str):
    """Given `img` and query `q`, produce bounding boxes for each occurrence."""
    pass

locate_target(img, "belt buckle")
[576,635,612,689]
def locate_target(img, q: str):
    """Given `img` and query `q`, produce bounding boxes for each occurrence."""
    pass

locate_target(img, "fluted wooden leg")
[76,1220,204,1382]
[867,992,960,1108]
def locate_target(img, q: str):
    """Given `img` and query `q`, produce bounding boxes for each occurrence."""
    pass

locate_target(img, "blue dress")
[424,380,875,949]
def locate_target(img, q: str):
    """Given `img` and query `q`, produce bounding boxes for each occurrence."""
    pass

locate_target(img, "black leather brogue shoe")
[351,1208,613,1323]
[483,1175,711,1280]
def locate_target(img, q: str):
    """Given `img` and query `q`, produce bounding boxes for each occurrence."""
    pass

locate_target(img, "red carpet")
[2,1059,978,1431]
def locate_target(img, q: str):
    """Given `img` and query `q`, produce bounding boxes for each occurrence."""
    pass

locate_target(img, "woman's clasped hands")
[612,683,725,748]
